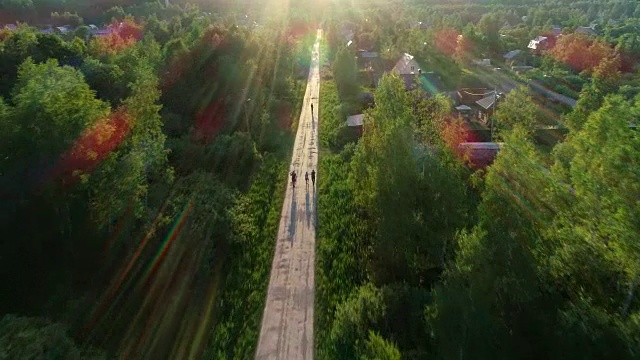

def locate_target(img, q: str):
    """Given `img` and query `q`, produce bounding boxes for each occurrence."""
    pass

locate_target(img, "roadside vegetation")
[0,1,313,358]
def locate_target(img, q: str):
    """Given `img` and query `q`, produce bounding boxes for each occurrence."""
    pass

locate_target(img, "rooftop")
[346,114,364,127]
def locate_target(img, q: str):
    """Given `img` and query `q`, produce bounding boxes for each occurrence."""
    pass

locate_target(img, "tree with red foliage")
[90,32,137,56]
[440,117,471,162]
[193,101,226,143]
[56,108,132,185]
[89,17,143,56]
[434,27,459,57]
[549,33,616,73]
[116,17,143,41]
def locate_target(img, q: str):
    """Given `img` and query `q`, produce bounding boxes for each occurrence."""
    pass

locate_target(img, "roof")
[576,26,597,36]
[393,53,420,75]
[503,49,522,59]
[459,142,503,150]
[358,50,378,58]
[459,142,503,168]
[412,21,431,29]
[458,88,494,104]
[4,24,17,30]
[56,26,71,33]
[472,59,491,66]
[346,114,364,127]
[512,65,534,72]
[528,36,548,50]
[476,93,497,110]
[456,105,472,111]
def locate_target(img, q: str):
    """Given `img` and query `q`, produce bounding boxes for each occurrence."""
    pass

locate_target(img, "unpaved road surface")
[255,29,322,360]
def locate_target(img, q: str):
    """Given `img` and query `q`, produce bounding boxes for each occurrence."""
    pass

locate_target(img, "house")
[455,104,472,119]
[458,142,503,169]
[472,59,492,67]
[552,25,562,36]
[346,114,364,136]
[393,53,420,75]
[358,50,378,59]
[503,49,522,60]
[503,49,523,66]
[457,88,499,124]
[95,28,113,36]
[511,65,534,74]
[528,36,549,53]
[411,21,431,30]
[458,88,494,105]
[357,50,380,80]
[575,25,597,36]
[346,114,364,127]
[4,24,17,31]
[55,25,72,34]
[392,53,421,90]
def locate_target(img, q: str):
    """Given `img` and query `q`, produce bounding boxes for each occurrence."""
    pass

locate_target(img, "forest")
[0,0,639,359]
[316,0,640,359]
[0,0,316,358]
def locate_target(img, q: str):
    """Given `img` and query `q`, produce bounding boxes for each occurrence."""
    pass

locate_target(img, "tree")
[3,58,109,176]
[80,57,127,105]
[495,86,538,135]
[477,12,502,55]
[359,331,401,360]
[51,11,83,27]
[0,26,38,96]
[550,95,640,311]
[89,61,168,226]
[357,32,374,51]
[104,6,126,23]
[327,284,386,360]
[428,127,558,360]
[549,33,615,73]
[333,46,358,99]
[351,73,419,283]
[0,315,105,360]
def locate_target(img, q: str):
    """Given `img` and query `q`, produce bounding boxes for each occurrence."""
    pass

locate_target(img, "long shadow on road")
[288,189,297,240]
[305,190,311,227]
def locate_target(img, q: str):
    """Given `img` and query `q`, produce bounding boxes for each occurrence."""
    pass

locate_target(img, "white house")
[393,53,420,75]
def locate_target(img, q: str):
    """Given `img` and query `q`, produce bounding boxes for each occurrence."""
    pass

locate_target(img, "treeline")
[317,32,640,360]
[0,2,308,359]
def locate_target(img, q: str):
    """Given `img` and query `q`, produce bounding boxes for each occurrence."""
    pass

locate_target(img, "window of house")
[411,65,415,71]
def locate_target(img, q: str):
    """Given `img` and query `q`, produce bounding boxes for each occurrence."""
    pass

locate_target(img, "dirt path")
[255,29,322,360]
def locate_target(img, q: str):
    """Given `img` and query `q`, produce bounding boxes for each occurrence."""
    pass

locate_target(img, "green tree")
[4,58,109,170]
[80,58,127,105]
[495,86,537,136]
[333,45,358,100]
[327,284,386,360]
[359,331,401,360]
[0,315,105,360]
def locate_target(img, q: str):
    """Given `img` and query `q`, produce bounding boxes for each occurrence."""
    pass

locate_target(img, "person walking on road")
[311,169,316,188]
[305,171,309,188]
[290,170,297,189]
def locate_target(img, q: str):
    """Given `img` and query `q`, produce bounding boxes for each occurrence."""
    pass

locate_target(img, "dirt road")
[255,29,322,360]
